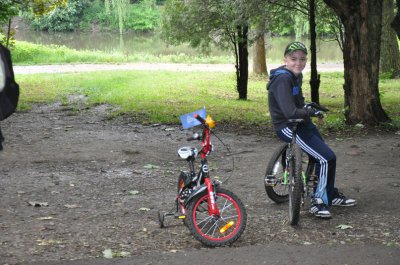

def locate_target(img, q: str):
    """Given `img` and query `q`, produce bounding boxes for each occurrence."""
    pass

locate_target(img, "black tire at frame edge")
[288,144,303,226]
[264,143,290,203]
[185,187,247,247]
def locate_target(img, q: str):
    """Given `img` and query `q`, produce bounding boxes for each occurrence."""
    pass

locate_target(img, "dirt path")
[0,103,399,264]
[13,62,344,75]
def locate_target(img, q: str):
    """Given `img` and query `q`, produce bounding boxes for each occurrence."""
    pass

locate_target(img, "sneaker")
[332,189,357,207]
[310,198,331,218]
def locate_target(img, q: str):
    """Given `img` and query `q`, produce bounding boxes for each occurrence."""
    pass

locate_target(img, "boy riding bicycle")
[266,41,356,218]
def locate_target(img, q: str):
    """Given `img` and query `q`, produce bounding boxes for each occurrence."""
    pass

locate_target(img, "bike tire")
[288,144,303,225]
[264,143,290,203]
[185,187,247,247]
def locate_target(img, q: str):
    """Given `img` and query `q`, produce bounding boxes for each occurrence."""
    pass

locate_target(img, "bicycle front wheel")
[288,144,303,225]
[186,187,247,247]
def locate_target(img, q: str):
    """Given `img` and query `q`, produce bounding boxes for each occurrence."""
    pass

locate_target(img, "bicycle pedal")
[174,213,186,219]
[265,175,278,186]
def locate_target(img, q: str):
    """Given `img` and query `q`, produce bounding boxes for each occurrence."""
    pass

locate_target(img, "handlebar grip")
[307,102,329,112]
[193,113,206,123]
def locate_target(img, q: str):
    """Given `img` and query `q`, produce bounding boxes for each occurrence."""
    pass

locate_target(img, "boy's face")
[284,50,307,76]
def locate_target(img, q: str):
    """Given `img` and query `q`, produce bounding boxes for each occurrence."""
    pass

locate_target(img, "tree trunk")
[309,0,320,104]
[391,0,400,39]
[237,25,249,100]
[252,21,267,75]
[381,0,400,78]
[323,0,390,125]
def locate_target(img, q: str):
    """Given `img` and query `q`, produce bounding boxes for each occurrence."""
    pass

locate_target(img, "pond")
[14,30,343,63]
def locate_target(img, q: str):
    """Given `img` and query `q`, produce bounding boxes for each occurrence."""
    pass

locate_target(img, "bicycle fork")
[205,178,221,217]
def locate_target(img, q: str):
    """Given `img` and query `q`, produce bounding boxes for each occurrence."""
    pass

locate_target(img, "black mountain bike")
[264,103,328,225]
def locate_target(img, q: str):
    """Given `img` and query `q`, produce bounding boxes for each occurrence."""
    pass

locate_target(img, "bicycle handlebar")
[193,113,206,123]
[305,102,329,112]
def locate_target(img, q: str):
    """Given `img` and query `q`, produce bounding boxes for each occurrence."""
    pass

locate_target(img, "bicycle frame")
[193,115,220,216]
[176,114,220,217]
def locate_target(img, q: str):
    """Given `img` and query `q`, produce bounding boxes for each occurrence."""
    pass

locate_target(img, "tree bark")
[323,0,390,125]
[381,0,400,77]
[236,25,249,100]
[252,20,267,75]
[391,0,400,39]
[309,0,320,104]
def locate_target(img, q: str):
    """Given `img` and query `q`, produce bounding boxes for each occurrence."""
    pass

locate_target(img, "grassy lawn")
[15,70,400,131]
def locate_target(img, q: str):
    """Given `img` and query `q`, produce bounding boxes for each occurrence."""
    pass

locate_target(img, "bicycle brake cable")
[210,130,235,184]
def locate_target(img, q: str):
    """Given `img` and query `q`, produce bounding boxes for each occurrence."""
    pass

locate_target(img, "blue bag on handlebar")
[180,107,206,129]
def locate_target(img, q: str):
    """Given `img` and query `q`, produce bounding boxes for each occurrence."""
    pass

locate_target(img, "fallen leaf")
[143,164,159,169]
[114,251,131,257]
[128,190,140,195]
[37,217,54,220]
[336,224,353,230]
[103,249,113,259]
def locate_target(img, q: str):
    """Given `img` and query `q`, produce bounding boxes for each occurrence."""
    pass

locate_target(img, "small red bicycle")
[159,112,247,247]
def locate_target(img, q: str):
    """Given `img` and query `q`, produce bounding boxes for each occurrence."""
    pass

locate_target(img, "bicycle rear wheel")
[186,187,247,247]
[288,144,303,225]
[264,143,289,203]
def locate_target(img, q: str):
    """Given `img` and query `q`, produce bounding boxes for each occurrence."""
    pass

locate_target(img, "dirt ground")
[0,102,399,265]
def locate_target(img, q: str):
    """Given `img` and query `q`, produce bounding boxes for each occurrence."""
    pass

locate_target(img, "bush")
[30,0,89,32]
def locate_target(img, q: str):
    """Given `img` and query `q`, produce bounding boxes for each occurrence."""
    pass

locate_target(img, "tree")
[267,0,325,103]
[323,0,390,125]
[162,0,260,100]
[108,0,130,35]
[252,19,268,76]
[308,0,320,104]
[1,0,67,46]
[391,0,400,39]
[381,0,400,78]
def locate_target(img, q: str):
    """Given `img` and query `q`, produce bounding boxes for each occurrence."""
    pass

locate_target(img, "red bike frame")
[195,114,221,217]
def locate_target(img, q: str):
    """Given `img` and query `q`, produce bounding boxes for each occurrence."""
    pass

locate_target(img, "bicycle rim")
[187,188,246,246]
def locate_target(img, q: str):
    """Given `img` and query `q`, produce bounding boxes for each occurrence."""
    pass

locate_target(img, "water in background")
[14,30,342,63]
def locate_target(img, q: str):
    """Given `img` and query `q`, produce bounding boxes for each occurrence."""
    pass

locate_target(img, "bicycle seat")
[288,119,304,124]
[178,147,198,159]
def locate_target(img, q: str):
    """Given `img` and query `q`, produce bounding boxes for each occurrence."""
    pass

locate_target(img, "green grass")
[15,70,400,131]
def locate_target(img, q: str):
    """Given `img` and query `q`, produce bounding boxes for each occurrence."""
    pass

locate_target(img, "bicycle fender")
[184,184,207,207]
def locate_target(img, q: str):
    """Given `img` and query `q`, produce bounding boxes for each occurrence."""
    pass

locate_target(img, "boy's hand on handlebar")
[304,105,323,118]
[304,102,329,112]
[304,102,328,118]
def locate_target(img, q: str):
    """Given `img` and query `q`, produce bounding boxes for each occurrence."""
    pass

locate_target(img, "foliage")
[161,0,265,50]
[267,0,340,38]
[124,0,159,32]
[79,0,160,32]
[109,0,130,34]
[0,0,19,24]
[161,0,267,99]
[29,0,89,31]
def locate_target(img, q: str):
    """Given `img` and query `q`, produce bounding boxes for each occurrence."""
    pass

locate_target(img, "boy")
[266,41,356,218]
